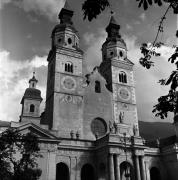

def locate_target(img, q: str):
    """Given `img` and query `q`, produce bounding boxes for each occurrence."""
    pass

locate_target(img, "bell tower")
[44,1,84,138]
[20,72,42,124]
[100,15,139,136]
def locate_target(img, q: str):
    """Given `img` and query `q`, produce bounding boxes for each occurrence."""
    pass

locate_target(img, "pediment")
[16,123,58,140]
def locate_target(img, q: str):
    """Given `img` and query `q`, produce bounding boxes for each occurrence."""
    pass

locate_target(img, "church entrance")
[150,167,161,180]
[81,164,95,180]
[120,161,134,180]
[56,162,69,180]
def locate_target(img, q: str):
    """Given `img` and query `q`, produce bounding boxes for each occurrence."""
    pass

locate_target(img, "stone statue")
[133,124,139,136]
[119,112,124,123]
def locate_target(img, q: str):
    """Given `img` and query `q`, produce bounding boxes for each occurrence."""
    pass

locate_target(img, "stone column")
[114,155,120,180]
[47,151,56,180]
[140,156,146,180]
[109,154,115,180]
[134,155,141,180]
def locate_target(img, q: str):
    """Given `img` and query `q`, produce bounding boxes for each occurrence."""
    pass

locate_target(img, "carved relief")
[59,95,83,105]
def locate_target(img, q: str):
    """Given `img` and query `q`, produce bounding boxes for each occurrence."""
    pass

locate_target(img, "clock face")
[118,87,130,101]
[61,76,76,91]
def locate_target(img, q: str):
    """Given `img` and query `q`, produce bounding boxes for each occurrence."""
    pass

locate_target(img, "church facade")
[2,2,178,180]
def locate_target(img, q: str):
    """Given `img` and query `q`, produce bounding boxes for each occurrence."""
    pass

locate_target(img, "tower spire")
[29,71,38,88]
[58,0,74,24]
[63,0,72,11]
[106,12,121,39]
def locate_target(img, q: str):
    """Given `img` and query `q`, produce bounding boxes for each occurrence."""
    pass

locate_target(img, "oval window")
[68,38,72,44]
[58,38,62,43]
[120,51,123,57]
[110,51,114,56]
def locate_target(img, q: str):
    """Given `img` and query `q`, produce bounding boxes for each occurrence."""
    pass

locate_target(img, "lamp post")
[122,133,130,180]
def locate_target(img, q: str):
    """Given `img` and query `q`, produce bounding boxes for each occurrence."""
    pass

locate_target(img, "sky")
[0,0,177,123]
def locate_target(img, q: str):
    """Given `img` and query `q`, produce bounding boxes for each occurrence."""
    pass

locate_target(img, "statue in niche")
[133,124,139,136]
[119,112,124,123]
[109,121,114,132]
[109,121,118,134]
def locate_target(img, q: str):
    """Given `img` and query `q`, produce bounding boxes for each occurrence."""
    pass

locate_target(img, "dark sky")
[0,0,176,122]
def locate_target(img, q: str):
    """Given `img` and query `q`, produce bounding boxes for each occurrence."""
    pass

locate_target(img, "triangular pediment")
[16,123,58,140]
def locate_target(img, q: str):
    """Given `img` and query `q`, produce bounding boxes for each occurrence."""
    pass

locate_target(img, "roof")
[51,23,78,36]
[109,16,118,25]
[24,88,42,99]
[63,0,72,11]
[0,120,11,127]
[21,88,42,104]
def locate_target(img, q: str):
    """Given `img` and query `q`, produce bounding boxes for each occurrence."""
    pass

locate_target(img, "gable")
[16,123,58,140]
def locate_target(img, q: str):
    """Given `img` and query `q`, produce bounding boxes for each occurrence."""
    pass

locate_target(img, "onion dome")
[21,73,42,104]
[103,15,127,50]
[51,1,77,36]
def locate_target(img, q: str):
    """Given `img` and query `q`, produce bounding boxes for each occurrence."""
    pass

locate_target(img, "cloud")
[83,30,107,71]
[124,36,175,122]
[0,0,11,9]
[126,24,133,31]
[1,32,175,123]
[83,30,174,122]
[1,0,65,21]
[0,50,47,122]
[139,13,146,21]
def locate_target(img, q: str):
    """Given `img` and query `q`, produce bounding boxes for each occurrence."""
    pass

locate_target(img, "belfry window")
[64,62,73,73]
[95,81,101,93]
[30,104,35,113]
[119,71,127,83]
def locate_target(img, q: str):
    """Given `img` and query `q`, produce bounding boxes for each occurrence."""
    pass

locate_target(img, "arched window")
[56,162,69,180]
[150,167,161,180]
[81,164,95,180]
[95,81,101,93]
[91,118,107,138]
[119,71,127,84]
[30,104,35,113]
[64,62,73,73]
[120,161,134,180]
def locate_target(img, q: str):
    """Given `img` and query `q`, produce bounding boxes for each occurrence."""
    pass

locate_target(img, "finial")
[33,71,35,77]
[109,11,117,25]
[110,10,115,16]
[29,70,38,85]
[63,0,72,11]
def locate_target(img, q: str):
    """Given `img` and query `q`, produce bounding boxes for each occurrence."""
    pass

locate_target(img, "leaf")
[168,52,178,63]
[165,71,177,85]
[143,0,148,9]
[82,0,110,21]
[158,79,166,85]
[148,0,153,5]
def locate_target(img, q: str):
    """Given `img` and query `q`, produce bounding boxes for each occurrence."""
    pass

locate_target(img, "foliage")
[136,0,178,13]
[82,0,178,21]
[0,128,42,180]
[82,0,109,21]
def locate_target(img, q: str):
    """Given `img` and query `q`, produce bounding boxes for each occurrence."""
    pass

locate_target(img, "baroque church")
[2,1,178,180]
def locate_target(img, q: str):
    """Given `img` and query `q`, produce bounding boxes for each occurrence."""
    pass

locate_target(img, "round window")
[110,51,114,56]
[91,118,107,137]
[68,38,72,44]
[58,38,62,43]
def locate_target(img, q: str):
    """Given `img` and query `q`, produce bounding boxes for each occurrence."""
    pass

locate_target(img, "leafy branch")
[0,128,42,180]
[82,0,178,21]
[139,3,172,69]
